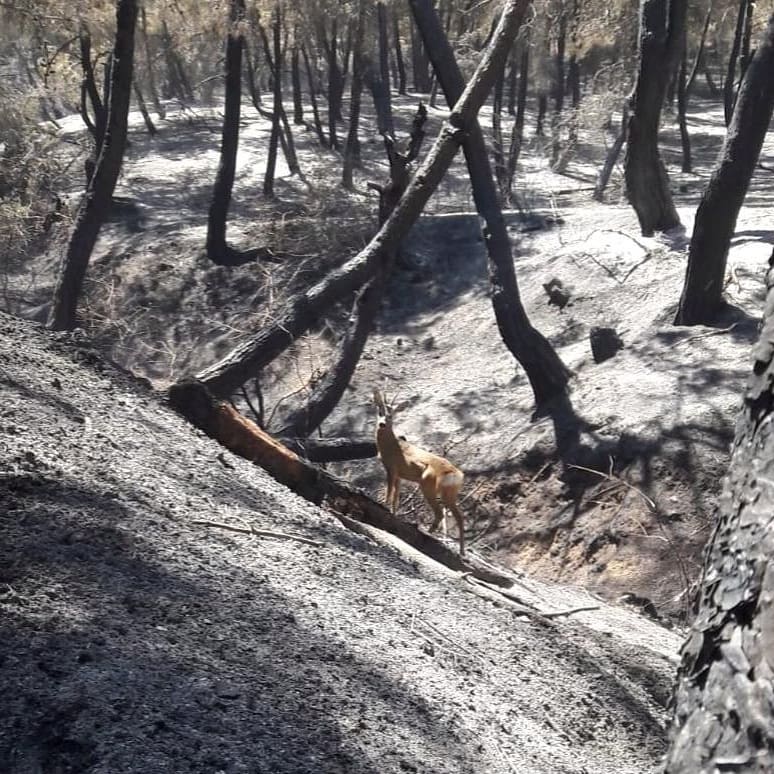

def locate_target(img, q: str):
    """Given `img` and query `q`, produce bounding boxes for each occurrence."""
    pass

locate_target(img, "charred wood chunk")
[543,278,571,309]
[589,326,624,363]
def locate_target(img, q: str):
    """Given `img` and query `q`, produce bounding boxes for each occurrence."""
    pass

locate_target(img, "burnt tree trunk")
[410,20,432,92]
[133,80,157,136]
[409,0,570,403]
[550,8,567,166]
[536,92,547,135]
[302,45,327,145]
[206,0,263,266]
[291,44,304,124]
[342,1,366,190]
[376,1,394,135]
[665,257,774,770]
[393,11,407,95]
[505,32,530,203]
[724,0,748,125]
[675,14,774,326]
[686,3,713,97]
[192,0,531,399]
[677,31,691,173]
[161,19,194,103]
[49,0,138,331]
[624,0,685,236]
[593,103,628,201]
[140,6,165,119]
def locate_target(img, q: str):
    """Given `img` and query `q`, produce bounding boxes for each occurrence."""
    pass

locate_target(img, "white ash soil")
[0,311,680,773]
[7,91,771,627]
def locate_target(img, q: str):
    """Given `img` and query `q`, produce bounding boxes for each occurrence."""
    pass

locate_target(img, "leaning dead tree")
[49,0,138,331]
[665,257,774,771]
[189,0,531,402]
[408,0,571,403]
[675,13,774,326]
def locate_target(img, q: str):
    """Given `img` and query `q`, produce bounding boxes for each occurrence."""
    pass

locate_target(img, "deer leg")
[391,476,401,513]
[446,502,465,557]
[420,472,445,533]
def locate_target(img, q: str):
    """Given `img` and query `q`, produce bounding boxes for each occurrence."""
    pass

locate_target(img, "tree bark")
[675,14,774,326]
[676,32,691,173]
[685,3,712,97]
[624,0,685,236]
[505,33,530,204]
[133,80,157,136]
[665,255,774,771]
[376,2,393,130]
[408,0,571,404]
[593,104,628,202]
[550,8,567,166]
[192,0,532,399]
[48,0,138,331]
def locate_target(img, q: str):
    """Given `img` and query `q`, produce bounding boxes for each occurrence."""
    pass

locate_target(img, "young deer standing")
[373,389,466,555]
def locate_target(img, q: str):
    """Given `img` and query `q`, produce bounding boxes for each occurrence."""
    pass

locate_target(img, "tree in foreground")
[48,0,138,331]
[675,13,774,326]
[623,0,685,236]
[665,256,774,771]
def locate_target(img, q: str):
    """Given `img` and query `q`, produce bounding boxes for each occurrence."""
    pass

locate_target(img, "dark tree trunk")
[550,9,567,166]
[408,0,570,404]
[376,2,393,132]
[291,44,304,124]
[505,32,530,203]
[263,5,283,198]
[506,48,518,115]
[410,19,432,92]
[342,1,366,190]
[302,45,327,145]
[48,0,138,331]
[79,26,105,145]
[206,0,262,266]
[724,0,748,125]
[665,259,774,771]
[133,80,157,136]
[675,14,774,326]
[192,0,530,399]
[536,92,547,135]
[491,64,508,198]
[593,104,628,201]
[740,0,754,78]
[393,11,407,95]
[624,0,685,236]
[320,19,344,150]
[243,41,263,109]
[677,32,691,173]
[140,6,165,119]
[685,3,713,97]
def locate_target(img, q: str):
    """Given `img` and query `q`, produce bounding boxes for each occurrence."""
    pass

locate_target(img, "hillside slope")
[0,312,681,773]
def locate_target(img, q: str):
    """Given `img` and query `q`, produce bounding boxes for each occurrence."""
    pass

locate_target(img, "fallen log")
[282,436,377,462]
[168,378,512,588]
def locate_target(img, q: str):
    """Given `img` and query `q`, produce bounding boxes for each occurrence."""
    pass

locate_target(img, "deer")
[372,389,466,556]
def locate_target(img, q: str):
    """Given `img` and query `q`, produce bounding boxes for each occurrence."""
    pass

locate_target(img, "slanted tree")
[342,0,366,190]
[408,0,571,404]
[48,0,138,331]
[624,0,686,236]
[724,0,749,125]
[675,13,774,325]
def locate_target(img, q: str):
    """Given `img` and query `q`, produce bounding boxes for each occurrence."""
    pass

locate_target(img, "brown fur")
[373,390,466,555]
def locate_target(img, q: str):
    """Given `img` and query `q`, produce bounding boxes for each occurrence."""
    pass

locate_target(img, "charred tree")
[160,19,194,103]
[550,7,567,166]
[191,0,531,400]
[724,0,749,125]
[140,6,164,119]
[133,81,157,136]
[342,1,366,190]
[302,45,327,145]
[685,3,713,97]
[393,10,407,95]
[676,32,691,173]
[536,92,547,135]
[675,14,774,326]
[408,0,571,403]
[49,0,138,331]
[291,43,304,124]
[593,104,628,201]
[206,0,265,266]
[624,0,686,236]
[665,256,774,771]
[505,31,531,203]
